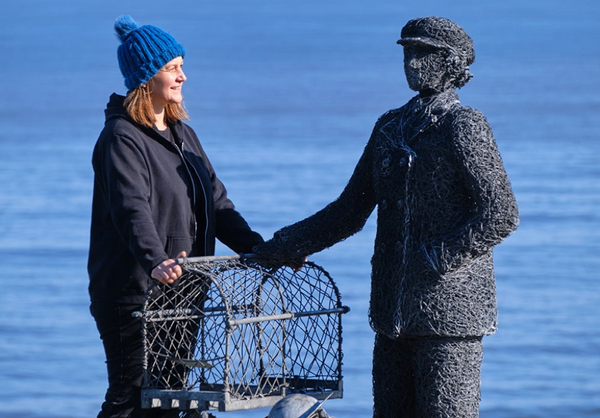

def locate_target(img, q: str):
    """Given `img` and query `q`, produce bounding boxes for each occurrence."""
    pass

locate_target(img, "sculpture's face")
[403,44,451,94]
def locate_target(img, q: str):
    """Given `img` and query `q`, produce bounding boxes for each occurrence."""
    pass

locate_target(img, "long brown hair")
[124,85,189,127]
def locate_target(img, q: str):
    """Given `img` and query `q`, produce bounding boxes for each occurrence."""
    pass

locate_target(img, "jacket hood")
[104,93,130,123]
[103,93,185,142]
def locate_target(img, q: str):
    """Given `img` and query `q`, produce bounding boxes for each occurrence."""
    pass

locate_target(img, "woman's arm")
[93,131,169,275]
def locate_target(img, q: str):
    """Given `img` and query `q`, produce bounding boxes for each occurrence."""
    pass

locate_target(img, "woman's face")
[148,56,187,109]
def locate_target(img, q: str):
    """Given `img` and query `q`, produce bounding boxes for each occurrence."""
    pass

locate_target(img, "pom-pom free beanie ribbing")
[115,15,186,91]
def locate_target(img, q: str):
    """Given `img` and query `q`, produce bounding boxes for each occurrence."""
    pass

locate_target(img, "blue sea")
[0,0,599,417]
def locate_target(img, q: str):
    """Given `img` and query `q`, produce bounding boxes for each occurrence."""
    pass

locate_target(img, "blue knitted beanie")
[115,15,186,91]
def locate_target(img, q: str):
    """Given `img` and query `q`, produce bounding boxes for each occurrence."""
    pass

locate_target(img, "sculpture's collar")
[412,88,460,116]
[379,89,460,144]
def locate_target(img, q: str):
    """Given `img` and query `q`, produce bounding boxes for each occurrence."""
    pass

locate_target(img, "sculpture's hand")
[253,238,306,271]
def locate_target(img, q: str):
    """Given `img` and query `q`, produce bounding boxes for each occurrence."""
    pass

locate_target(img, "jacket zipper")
[178,142,210,254]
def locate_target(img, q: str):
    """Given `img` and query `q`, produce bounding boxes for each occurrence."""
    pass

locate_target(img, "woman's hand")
[151,251,187,284]
[288,257,307,272]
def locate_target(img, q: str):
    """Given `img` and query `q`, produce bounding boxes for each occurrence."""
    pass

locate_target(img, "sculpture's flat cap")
[397,16,475,65]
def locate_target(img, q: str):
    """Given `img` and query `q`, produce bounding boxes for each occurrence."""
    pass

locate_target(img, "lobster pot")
[134,255,349,413]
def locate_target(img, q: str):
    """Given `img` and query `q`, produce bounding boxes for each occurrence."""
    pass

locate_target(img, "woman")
[88,16,263,417]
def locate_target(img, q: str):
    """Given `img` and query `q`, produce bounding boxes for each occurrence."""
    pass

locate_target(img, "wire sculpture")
[132,254,349,414]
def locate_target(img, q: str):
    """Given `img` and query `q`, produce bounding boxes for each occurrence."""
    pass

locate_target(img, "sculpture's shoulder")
[446,104,500,159]
[374,94,422,128]
[449,104,490,131]
[373,106,404,129]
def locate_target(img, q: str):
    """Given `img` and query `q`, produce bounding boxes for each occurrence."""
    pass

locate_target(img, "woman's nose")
[178,68,187,82]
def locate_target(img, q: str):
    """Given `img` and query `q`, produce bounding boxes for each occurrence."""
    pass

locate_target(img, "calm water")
[0,1,599,417]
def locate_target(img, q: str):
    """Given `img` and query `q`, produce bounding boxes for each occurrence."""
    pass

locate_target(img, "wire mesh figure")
[254,16,519,418]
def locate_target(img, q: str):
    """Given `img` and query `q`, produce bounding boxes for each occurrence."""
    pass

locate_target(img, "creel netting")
[133,255,348,412]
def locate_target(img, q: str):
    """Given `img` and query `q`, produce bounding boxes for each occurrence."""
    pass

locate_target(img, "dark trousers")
[91,302,180,418]
[372,333,483,418]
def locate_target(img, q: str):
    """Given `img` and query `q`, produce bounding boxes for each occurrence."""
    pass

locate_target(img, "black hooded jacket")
[88,94,263,303]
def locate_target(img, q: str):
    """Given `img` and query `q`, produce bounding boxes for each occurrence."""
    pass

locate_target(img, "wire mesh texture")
[132,254,349,413]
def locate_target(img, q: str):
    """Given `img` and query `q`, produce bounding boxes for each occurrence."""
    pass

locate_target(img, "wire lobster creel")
[133,254,349,413]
